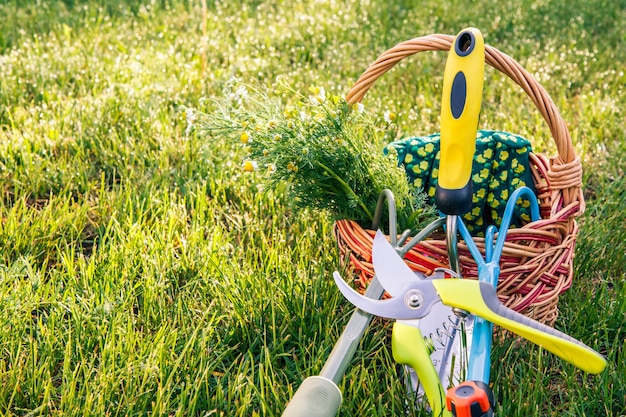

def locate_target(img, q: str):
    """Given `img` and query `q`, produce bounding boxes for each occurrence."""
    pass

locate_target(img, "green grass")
[1,0,625,415]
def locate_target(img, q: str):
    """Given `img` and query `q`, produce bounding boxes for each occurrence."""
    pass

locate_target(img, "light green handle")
[281,376,342,417]
[433,279,607,374]
[392,322,453,417]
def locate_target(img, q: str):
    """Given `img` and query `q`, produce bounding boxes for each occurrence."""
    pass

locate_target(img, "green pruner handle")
[392,322,453,417]
[436,27,485,215]
[432,279,608,374]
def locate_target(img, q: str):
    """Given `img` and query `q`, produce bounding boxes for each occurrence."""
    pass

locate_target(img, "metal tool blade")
[371,230,425,297]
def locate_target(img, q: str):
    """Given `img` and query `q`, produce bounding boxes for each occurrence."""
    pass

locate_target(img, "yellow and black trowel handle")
[436,28,485,215]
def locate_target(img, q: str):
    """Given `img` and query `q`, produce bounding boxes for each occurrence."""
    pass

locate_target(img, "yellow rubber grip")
[432,279,607,374]
[392,322,452,417]
[439,27,485,191]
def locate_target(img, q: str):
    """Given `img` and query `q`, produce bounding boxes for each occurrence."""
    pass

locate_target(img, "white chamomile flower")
[185,108,197,136]
[242,160,258,172]
[235,85,248,100]
[384,110,396,123]
[309,86,326,105]
[240,132,252,144]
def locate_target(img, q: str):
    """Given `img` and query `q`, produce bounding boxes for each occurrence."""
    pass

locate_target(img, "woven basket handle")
[346,34,583,210]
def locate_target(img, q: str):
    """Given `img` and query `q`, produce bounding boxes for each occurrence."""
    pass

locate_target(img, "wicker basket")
[335,34,584,326]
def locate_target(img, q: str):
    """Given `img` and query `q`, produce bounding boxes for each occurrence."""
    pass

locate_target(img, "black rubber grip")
[450,71,467,119]
[435,181,472,215]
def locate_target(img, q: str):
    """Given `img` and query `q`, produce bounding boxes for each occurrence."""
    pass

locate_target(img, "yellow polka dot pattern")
[385,130,537,235]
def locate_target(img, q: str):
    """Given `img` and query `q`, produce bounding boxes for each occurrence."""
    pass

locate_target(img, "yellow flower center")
[287,162,299,173]
[242,161,257,172]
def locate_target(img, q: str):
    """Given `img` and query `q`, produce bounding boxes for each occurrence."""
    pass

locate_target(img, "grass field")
[0,0,625,416]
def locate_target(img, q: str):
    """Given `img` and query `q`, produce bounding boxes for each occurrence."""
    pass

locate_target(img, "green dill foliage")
[192,77,434,230]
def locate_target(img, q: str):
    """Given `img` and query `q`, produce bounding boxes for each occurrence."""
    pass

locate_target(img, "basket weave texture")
[335,34,584,326]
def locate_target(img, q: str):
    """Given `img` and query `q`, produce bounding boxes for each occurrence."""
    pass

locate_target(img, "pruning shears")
[334,231,608,375]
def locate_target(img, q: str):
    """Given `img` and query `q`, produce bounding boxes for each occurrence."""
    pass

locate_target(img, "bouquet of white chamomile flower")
[186,77,435,231]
